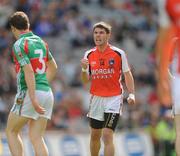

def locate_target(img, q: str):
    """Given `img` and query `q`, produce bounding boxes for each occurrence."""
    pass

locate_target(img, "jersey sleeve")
[13,43,30,67]
[83,50,91,75]
[157,0,171,27]
[121,52,130,72]
[83,49,91,60]
[47,50,53,61]
[43,41,53,61]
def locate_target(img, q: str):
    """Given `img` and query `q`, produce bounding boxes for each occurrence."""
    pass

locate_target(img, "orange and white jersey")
[157,0,171,27]
[83,44,130,97]
[170,38,180,75]
[165,0,180,74]
[166,0,180,36]
[158,0,180,75]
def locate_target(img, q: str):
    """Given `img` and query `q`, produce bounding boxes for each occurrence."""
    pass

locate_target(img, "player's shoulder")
[13,37,24,52]
[31,34,47,47]
[32,33,43,41]
[109,45,126,55]
[84,47,97,57]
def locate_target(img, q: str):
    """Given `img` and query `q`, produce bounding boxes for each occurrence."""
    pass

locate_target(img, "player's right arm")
[155,0,175,105]
[155,0,172,68]
[23,64,45,114]
[81,58,89,84]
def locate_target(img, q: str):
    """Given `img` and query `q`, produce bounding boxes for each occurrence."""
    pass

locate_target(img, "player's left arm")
[46,51,58,82]
[121,51,135,105]
[124,71,135,95]
[124,71,135,105]
[44,42,58,82]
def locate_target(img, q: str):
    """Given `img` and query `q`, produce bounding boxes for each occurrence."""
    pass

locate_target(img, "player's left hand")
[127,93,135,105]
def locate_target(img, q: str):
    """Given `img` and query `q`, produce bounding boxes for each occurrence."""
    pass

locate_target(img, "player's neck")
[97,44,108,52]
[20,29,30,35]
[16,29,30,39]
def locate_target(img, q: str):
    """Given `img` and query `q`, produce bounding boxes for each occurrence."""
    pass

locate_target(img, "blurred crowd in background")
[0,0,176,155]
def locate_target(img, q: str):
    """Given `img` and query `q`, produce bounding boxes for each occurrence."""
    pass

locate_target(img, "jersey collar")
[19,31,33,38]
[96,43,110,53]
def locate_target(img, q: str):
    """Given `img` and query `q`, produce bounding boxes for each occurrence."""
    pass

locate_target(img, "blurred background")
[0,0,176,156]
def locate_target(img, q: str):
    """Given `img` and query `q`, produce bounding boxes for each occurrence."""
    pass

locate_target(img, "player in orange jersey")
[156,0,180,155]
[81,21,135,156]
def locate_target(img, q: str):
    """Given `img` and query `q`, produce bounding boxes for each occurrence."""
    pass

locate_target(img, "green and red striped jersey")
[12,31,53,92]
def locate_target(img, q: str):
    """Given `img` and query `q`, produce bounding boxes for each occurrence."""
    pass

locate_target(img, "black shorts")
[89,113,119,131]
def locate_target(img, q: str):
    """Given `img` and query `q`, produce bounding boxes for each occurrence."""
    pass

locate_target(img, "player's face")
[93,27,110,47]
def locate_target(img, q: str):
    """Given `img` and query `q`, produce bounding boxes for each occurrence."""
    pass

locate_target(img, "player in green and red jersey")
[6,11,57,156]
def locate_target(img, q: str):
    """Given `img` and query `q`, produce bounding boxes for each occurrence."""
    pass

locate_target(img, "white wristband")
[128,93,135,100]
[82,68,88,72]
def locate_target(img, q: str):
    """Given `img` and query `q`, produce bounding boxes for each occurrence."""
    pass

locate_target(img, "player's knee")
[91,131,101,141]
[29,132,40,144]
[5,126,19,136]
[102,130,113,145]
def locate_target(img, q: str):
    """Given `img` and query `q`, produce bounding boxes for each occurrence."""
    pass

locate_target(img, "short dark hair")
[9,11,30,30]
[93,21,112,34]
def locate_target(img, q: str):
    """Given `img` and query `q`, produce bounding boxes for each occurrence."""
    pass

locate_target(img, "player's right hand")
[81,59,89,70]
[32,99,46,114]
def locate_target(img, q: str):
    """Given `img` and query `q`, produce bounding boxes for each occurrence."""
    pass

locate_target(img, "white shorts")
[171,74,180,115]
[87,94,123,121]
[11,90,54,120]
